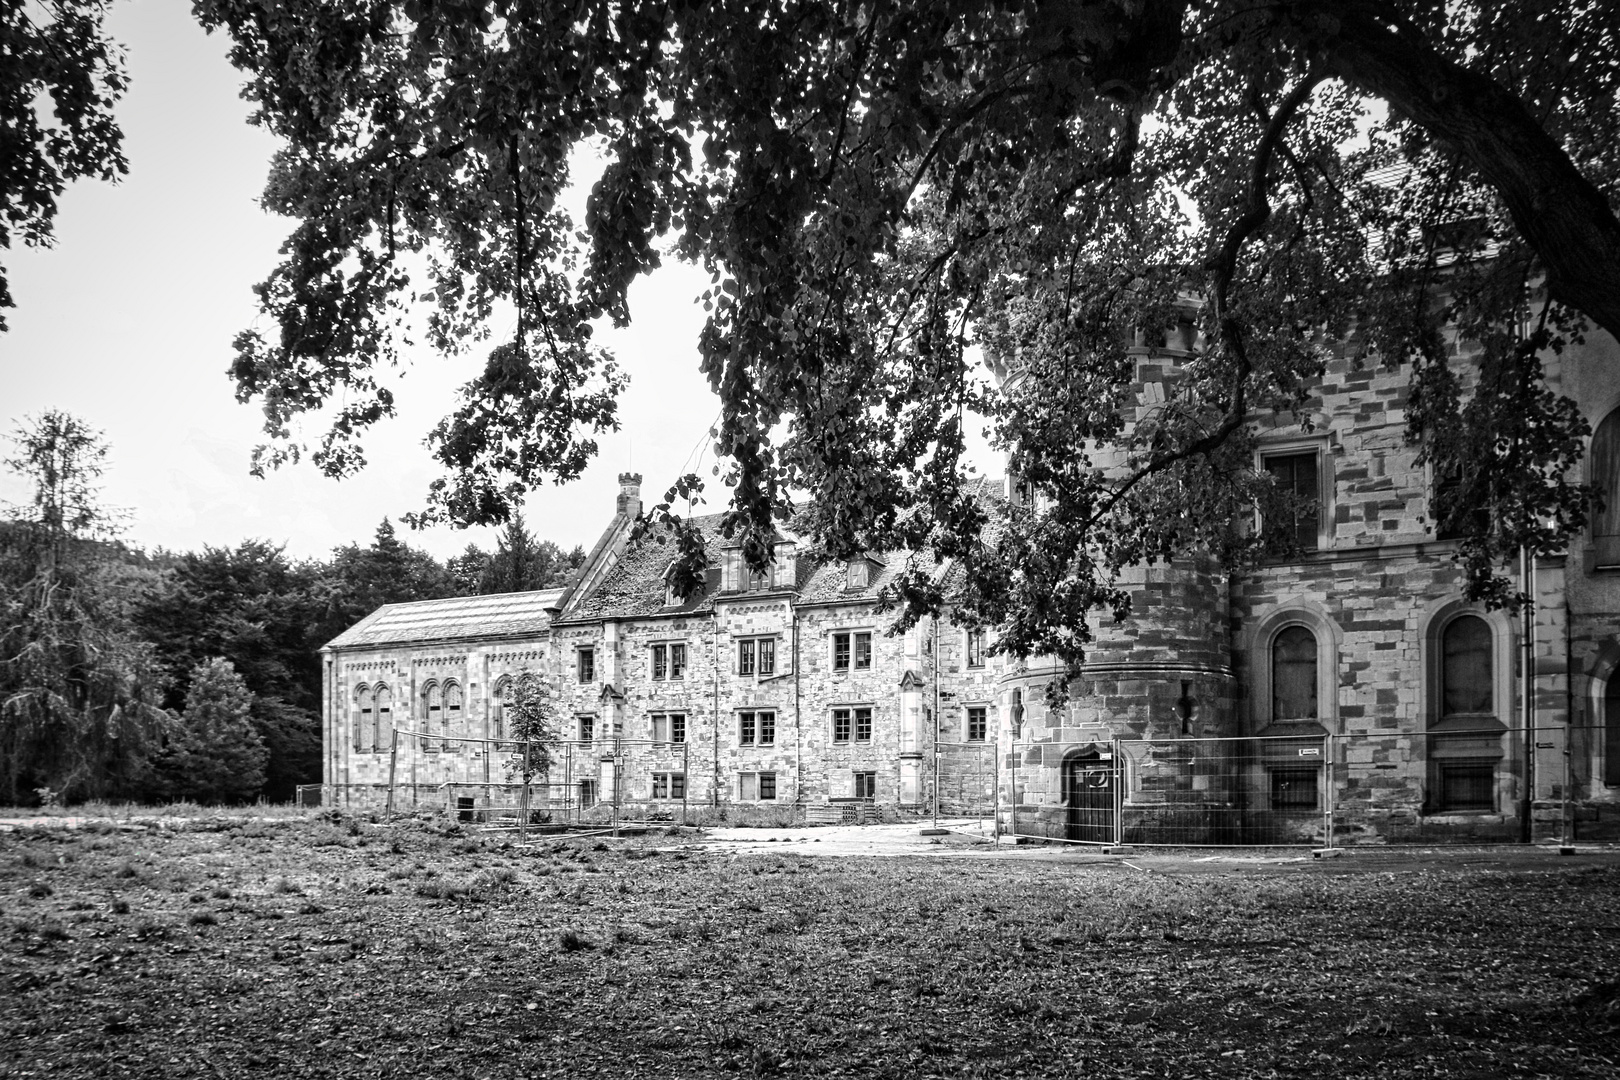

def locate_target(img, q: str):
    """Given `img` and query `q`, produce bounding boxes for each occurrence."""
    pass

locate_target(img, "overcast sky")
[0,0,716,562]
[1,1,993,564]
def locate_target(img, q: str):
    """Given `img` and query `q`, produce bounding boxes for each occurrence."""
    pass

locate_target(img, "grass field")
[2,811,1617,1078]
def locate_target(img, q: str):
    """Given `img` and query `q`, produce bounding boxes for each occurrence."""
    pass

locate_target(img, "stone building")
[322,326,1620,844]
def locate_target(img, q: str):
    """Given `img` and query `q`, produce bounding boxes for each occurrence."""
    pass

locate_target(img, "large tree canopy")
[189,0,1619,664]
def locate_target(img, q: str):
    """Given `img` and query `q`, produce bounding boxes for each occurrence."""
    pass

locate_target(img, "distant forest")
[0,411,583,807]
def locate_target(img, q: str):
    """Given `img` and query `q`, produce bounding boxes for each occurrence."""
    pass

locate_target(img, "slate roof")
[562,514,734,621]
[325,589,566,650]
[563,475,1008,620]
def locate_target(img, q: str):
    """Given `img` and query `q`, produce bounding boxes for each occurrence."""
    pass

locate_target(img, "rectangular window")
[740,772,777,801]
[1262,450,1322,554]
[652,644,667,679]
[967,628,986,669]
[670,643,686,679]
[577,714,595,743]
[853,771,876,799]
[737,637,775,677]
[578,780,597,809]
[1438,762,1495,811]
[832,706,872,744]
[651,712,686,744]
[1433,469,1490,542]
[651,771,687,800]
[577,648,595,683]
[833,631,872,672]
[847,560,869,588]
[738,710,775,746]
[1269,767,1320,810]
[966,705,987,742]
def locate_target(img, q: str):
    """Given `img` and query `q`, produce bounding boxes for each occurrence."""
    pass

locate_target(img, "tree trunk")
[1316,4,1620,341]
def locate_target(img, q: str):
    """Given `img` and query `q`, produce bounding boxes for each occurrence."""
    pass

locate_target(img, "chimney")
[616,472,643,517]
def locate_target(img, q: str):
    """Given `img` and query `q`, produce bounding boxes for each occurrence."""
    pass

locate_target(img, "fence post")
[1113,737,1123,847]
[1323,732,1335,850]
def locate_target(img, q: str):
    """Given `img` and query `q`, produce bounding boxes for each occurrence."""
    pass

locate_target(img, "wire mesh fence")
[379,730,692,832]
[933,741,997,818]
[1115,734,1330,846]
[994,725,1617,847]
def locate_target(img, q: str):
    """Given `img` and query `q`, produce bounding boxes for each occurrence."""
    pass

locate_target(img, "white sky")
[0,0,741,561]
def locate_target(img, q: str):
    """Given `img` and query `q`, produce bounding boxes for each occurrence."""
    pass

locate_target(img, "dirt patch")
[1,811,1617,1078]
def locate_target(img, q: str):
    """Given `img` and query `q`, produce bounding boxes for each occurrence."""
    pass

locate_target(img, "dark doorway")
[1065,752,1116,844]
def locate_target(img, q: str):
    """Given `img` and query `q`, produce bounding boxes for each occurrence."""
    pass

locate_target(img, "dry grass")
[1,812,1616,1078]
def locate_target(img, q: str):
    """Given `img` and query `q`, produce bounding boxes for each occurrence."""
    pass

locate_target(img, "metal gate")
[1064,753,1116,843]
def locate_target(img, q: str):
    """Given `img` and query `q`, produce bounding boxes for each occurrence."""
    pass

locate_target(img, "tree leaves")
[189,1,1613,658]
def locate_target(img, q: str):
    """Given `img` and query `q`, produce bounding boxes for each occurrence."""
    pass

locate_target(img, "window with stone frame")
[1604,676,1620,787]
[966,628,987,669]
[669,643,687,679]
[1261,448,1323,555]
[652,643,668,679]
[354,685,373,752]
[421,681,441,751]
[577,647,595,684]
[738,710,776,746]
[578,779,597,809]
[650,712,686,744]
[846,559,870,589]
[1592,406,1620,569]
[491,677,509,745]
[577,713,596,743]
[1436,761,1496,811]
[738,636,776,677]
[1269,766,1320,810]
[852,771,877,799]
[1431,464,1491,542]
[651,771,686,799]
[832,706,873,743]
[966,705,988,742]
[1431,614,1499,812]
[442,680,463,750]
[374,685,393,751]
[1441,615,1493,720]
[739,771,778,801]
[1271,626,1318,721]
[832,630,872,672]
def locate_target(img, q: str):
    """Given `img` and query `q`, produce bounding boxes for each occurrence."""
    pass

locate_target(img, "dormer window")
[846,559,870,589]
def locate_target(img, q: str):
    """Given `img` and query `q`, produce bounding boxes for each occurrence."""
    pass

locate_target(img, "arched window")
[374,685,393,752]
[1605,674,1620,787]
[353,684,372,752]
[443,680,463,750]
[1441,615,1493,719]
[421,681,440,751]
[1593,406,1620,569]
[492,677,510,745]
[1424,610,1504,812]
[1271,626,1318,721]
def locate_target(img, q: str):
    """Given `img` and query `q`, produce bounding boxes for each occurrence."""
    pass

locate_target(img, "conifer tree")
[157,658,268,804]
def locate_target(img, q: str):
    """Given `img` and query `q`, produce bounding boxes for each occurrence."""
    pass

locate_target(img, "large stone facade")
[323,329,1620,843]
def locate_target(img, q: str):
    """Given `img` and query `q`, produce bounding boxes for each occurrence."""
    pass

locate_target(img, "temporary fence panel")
[934,741,998,819]
[1332,726,1522,846]
[381,730,693,835]
[1115,734,1329,847]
